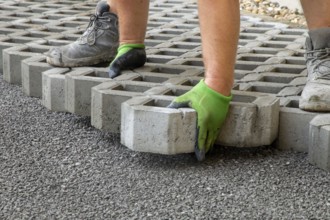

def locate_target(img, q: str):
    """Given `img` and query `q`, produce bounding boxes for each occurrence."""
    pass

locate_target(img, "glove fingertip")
[108,67,120,79]
[195,145,206,161]
[194,126,206,161]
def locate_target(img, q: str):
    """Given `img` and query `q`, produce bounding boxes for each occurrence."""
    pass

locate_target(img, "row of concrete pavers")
[41,66,279,150]
[0,45,325,171]
[21,64,325,171]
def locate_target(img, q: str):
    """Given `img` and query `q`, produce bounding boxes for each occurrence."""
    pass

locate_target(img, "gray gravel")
[240,0,307,26]
[1,72,330,219]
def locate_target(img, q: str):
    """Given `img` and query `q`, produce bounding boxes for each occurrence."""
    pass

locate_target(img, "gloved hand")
[168,80,232,161]
[108,44,146,78]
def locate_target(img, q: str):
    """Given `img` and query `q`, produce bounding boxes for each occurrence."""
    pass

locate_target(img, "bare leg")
[300,0,330,29]
[199,0,240,96]
[107,0,149,44]
[299,1,330,111]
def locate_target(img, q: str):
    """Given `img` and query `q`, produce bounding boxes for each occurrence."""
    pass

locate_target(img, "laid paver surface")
[1,0,330,219]
[0,0,316,153]
[1,75,330,219]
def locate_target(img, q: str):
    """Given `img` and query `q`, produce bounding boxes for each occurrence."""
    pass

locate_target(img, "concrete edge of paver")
[22,55,53,98]
[42,67,71,112]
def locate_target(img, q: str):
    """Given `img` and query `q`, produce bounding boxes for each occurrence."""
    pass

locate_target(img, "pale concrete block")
[21,55,53,98]
[42,68,70,112]
[217,91,280,147]
[309,115,330,171]
[121,95,196,155]
[65,68,111,116]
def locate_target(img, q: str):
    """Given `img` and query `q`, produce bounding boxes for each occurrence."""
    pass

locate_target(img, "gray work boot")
[46,0,119,67]
[299,28,330,112]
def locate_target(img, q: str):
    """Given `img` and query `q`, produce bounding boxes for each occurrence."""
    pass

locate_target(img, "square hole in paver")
[147,57,173,64]
[169,43,199,50]
[144,99,171,108]
[252,48,279,55]
[284,99,299,108]
[283,58,306,65]
[242,28,269,34]
[273,66,306,74]
[162,88,189,96]
[132,75,169,83]
[146,35,175,41]
[150,67,185,75]
[238,55,270,62]
[261,75,295,84]
[181,60,204,67]
[112,84,152,93]
[280,29,306,36]
[2,38,31,44]
[239,34,258,40]
[232,94,257,103]
[155,50,186,56]
[235,63,258,71]
[179,79,200,86]
[247,85,284,94]
[261,42,288,49]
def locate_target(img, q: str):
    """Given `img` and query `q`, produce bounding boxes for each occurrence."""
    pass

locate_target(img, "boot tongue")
[308,28,330,50]
[95,0,110,16]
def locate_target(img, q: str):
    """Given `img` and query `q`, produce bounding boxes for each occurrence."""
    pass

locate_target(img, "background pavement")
[1,71,330,219]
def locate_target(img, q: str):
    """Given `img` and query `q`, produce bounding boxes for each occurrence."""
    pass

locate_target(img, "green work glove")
[108,44,146,78]
[168,80,232,161]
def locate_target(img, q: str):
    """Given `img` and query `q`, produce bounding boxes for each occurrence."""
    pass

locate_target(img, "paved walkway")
[0,0,330,219]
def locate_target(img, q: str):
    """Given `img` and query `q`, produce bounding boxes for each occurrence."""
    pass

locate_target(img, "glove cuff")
[199,79,232,103]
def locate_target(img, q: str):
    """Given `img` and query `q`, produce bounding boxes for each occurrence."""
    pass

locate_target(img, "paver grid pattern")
[0,0,318,152]
[1,1,330,219]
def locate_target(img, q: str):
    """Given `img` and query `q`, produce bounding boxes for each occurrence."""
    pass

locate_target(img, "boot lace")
[306,48,330,80]
[79,14,109,45]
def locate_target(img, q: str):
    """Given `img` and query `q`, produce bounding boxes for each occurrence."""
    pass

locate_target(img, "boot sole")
[299,99,330,112]
[46,50,117,68]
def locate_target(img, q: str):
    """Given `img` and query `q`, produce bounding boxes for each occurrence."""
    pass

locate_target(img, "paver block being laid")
[121,95,197,155]
[309,115,330,171]
[42,68,71,112]
[121,91,280,154]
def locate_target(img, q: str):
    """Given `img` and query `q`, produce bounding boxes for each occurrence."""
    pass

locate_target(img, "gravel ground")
[240,0,307,27]
[1,73,330,219]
